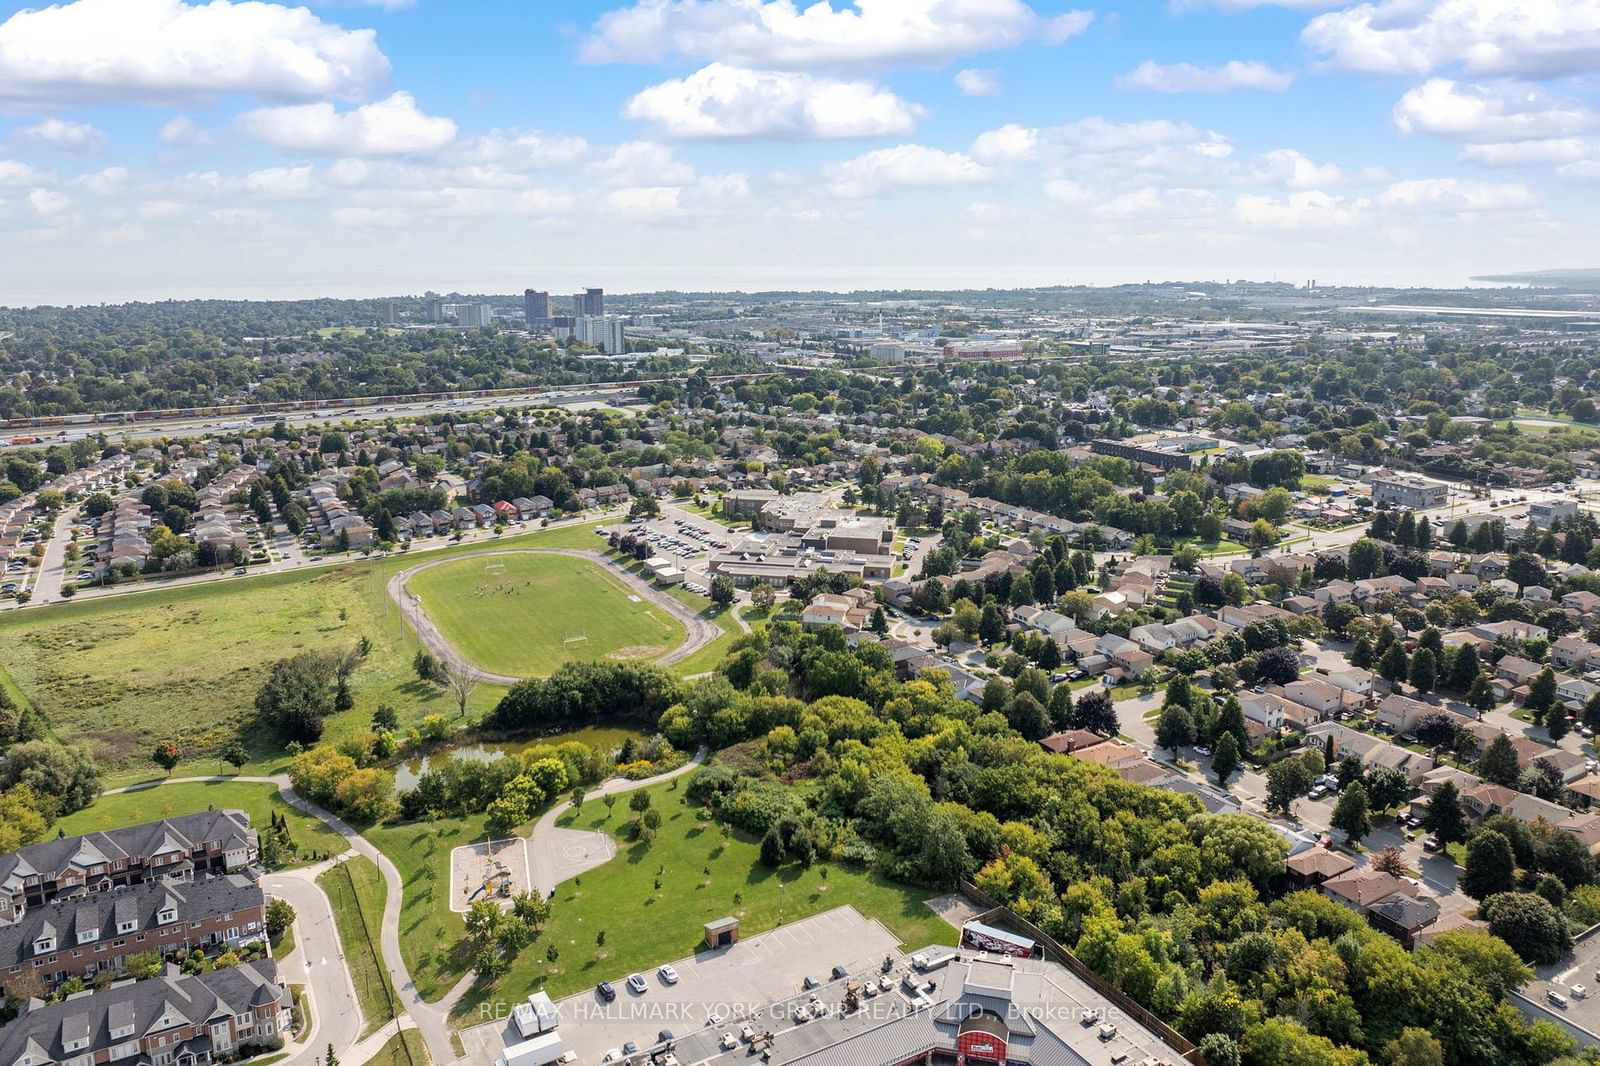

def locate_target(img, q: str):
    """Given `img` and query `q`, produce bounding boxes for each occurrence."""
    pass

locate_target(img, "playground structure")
[468,863,513,903]
[450,836,533,912]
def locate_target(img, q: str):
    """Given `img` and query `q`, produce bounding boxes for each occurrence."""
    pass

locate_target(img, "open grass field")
[54,780,348,865]
[317,856,398,1039]
[448,780,957,1021]
[405,554,683,677]
[0,520,619,784]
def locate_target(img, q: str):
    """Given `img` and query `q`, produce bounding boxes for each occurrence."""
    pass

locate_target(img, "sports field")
[0,520,617,783]
[405,554,684,677]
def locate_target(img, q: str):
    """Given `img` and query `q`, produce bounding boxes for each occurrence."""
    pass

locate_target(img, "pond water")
[392,725,646,791]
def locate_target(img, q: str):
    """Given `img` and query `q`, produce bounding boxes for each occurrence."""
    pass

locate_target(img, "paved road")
[0,506,626,613]
[263,864,366,1066]
[388,547,721,684]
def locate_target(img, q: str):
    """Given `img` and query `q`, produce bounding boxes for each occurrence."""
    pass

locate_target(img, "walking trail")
[108,750,706,1066]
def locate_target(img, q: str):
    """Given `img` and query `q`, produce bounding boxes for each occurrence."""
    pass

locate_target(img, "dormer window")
[158,908,177,925]
[117,920,137,934]
[77,927,99,944]
[34,936,55,954]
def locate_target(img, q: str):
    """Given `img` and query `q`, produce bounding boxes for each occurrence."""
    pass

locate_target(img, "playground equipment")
[467,862,513,903]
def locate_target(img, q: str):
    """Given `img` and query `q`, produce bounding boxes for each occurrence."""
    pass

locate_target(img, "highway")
[0,387,651,453]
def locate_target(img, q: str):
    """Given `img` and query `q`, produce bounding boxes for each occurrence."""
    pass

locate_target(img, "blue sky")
[0,0,1596,302]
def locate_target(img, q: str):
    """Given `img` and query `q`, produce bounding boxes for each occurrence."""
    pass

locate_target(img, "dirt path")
[387,548,720,684]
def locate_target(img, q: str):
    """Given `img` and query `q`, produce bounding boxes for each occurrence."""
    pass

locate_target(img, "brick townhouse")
[0,875,266,990]
[0,812,258,924]
[0,960,289,1066]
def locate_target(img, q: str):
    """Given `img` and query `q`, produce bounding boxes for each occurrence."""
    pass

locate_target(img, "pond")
[392,725,647,791]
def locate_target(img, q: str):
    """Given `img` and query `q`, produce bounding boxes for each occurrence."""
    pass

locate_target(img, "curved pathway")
[387,548,721,684]
[106,751,709,1065]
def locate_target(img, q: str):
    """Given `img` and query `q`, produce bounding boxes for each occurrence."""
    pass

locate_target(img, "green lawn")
[358,1028,429,1066]
[362,815,483,1002]
[448,781,958,1023]
[0,520,618,783]
[55,780,348,865]
[317,856,398,1039]
[271,921,296,962]
[405,554,684,677]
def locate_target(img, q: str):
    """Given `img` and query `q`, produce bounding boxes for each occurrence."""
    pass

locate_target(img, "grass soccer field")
[404,553,684,677]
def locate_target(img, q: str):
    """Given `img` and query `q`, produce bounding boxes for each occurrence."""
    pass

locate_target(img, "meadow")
[0,520,616,784]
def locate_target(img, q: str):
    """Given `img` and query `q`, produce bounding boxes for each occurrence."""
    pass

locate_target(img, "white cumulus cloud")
[624,63,924,139]
[16,119,107,155]
[954,68,1000,96]
[238,92,457,156]
[1115,59,1294,93]
[0,0,390,104]
[581,0,1091,68]
[1304,0,1600,78]
[1392,79,1596,141]
[827,143,996,197]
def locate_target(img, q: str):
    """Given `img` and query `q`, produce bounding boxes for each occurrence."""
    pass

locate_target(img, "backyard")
[405,553,684,677]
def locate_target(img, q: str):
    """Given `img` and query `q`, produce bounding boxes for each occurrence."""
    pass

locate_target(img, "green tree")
[1423,781,1467,845]
[1265,757,1312,815]
[1408,647,1436,694]
[1476,733,1521,787]
[1524,667,1558,718]
[265,898,297,941]
[152,741,180,775]
[1155,704,1196,758]
[1330,783,1371,844]
[1212,731,1240,786]
[1447,643,1480,693]
[1462,829,1518,901]
[1378,641,1409,690]
[1480,892,1573,964]
[1468,673,1497,715]
[1382,1027,1444,1066]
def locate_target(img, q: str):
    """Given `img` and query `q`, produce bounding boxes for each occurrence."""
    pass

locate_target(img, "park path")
[106,750,710,1065]
[386,548,721,685]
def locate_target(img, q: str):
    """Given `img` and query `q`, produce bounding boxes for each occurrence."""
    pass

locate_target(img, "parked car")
[1422,835,1442,852]
[596,981,616,1002]
[627,972,648,994]
[658,964,679,985]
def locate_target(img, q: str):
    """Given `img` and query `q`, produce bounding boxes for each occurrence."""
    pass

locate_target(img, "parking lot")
[459,906,905,1066]
[630,516,733,594]
[1529,929,1600,1038]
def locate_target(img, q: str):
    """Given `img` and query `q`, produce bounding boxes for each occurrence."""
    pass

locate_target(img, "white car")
[658,964,679,985]
[600,1051,623,1064]
[626,972,648,994]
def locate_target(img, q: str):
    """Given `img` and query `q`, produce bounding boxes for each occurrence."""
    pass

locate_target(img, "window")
[158,909,177,925]
[118,921,137,934]
[109,1042,140,1061]
[95,945,106,953]
[77,928,99,944]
